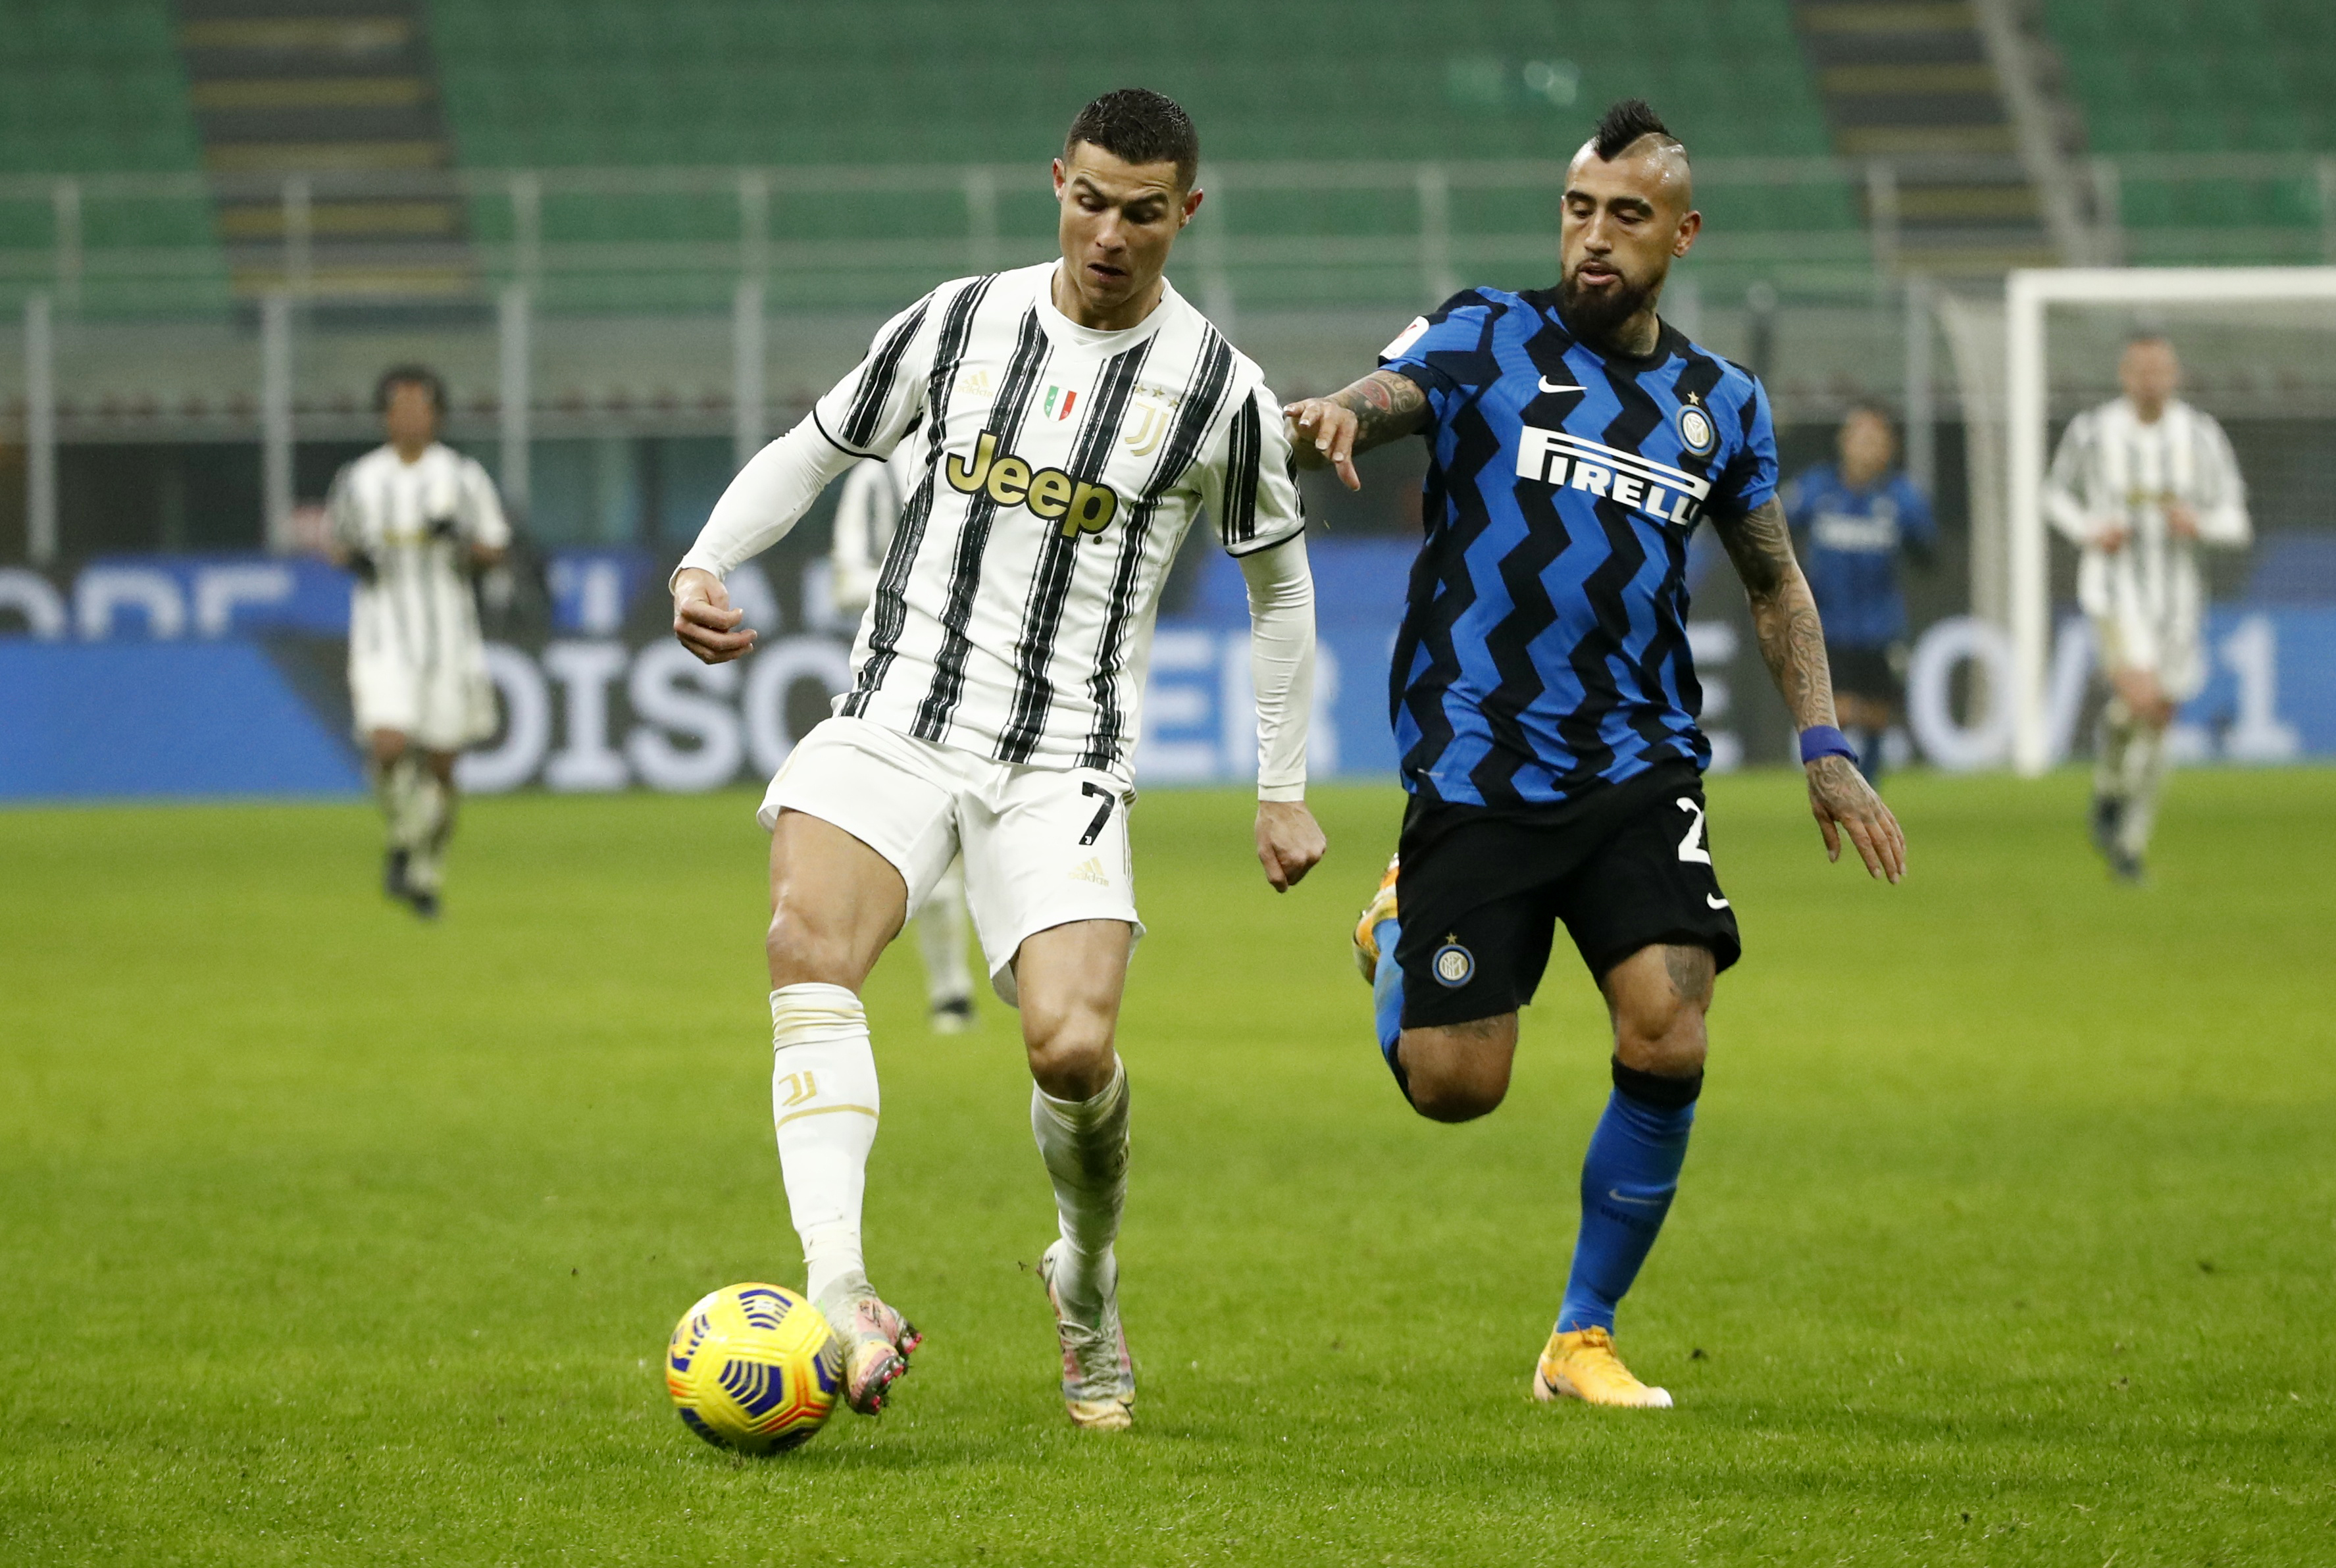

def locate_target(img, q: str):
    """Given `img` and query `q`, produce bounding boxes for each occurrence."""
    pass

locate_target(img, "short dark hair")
[1064,88,1200,191]
[375,364,446,414]
[1593,98,1686,163]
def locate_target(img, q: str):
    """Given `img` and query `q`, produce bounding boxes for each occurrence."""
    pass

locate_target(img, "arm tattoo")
[1328,369,1431,453]
[1713,495,1837,732]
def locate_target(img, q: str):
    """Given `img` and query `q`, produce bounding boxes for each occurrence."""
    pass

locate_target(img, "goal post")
[2004,266,2336,775]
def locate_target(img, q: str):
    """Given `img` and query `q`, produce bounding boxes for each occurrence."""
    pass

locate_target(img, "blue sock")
[1556,1061,1700,1334]
[1370,917,1411,1101]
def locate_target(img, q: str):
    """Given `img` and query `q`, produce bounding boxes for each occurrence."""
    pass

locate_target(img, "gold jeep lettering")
[945,431,1121,538]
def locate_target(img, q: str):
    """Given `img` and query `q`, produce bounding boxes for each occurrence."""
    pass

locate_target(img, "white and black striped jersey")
[2043,397,2249,638]
[328,442,510,677]
[807,261,1305,775]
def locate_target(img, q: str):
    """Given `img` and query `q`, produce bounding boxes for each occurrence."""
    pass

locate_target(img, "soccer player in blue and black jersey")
[1781,405,1935,786]
[1284,101,1907,1408]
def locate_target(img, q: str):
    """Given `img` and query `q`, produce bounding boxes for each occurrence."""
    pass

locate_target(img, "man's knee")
[1023,1003,1116,1100]
[1398,1018,1515,1123]
[1606,945,1713,1077]
[1013,921,1132,1100]
[765,903,863,989]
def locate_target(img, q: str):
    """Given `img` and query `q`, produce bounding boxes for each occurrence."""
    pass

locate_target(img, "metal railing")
[8,151,2336,317]
[13,151,2336,563]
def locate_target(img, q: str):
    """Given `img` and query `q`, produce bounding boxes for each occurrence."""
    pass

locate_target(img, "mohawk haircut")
[1065,88,1200,191]
[1592,98,1687,163]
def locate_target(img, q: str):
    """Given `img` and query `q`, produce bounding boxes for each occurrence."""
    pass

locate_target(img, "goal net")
[1946,268,2336,773]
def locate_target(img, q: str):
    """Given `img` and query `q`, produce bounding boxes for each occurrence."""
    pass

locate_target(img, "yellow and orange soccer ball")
[665,1283,843,1454]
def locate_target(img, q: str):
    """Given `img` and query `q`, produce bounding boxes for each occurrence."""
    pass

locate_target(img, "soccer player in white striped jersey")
[328,366,511,918]
[2044,335,2250,880]
[669,89,1326,1430]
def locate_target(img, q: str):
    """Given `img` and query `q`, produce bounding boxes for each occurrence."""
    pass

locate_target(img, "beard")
[1558,263,1658,345]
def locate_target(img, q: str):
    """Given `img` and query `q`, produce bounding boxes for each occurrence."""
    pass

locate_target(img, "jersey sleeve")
[2043,409,2098,544]
[1710,377,1780,515]
[1780,467,1814,532]
[1196,380,1307,557]
[1375,290,1503,415]
[2193,413,2252,546]
[811,288,940,460]
[325,463,364,552]
[1896,474,1937,547]
[457,455,513,550]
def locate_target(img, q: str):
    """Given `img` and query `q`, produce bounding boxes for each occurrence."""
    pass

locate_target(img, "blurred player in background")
[671,89,1324,1431]
[1781,404,1934,786]
[831,443,979,1033]
[328,367,510,918]
[2045,335,2250,882]
[1286,99,1904,1410]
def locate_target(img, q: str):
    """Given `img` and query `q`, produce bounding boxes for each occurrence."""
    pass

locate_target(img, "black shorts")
[1826,642,1902,705]
[1394,761,1741,1030]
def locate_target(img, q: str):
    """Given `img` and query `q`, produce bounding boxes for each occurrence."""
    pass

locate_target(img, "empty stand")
[2041,0,2335,263]
[1794,0,2064,273]
[174,0,476,301]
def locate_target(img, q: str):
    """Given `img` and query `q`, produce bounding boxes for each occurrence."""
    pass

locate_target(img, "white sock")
[376,753,421,851]
[769,984,880,1305]
[1030,1059,1130,1323]
[2118,723,2169,859]
[2095,700,2135,805]
[915,860,975,1009]
[405,772,452,893]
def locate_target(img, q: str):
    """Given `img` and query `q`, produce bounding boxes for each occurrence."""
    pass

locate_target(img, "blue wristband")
[1798,724,1858,765]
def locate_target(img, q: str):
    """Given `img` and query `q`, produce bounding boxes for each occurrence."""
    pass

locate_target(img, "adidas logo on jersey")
[946,431,1123,539]
[1069,857,1110,886]
[1514,425,1712,526]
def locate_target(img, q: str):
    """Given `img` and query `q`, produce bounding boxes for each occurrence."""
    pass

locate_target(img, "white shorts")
[760,717,1142,1005]
[2091,611,2205,703]
[350,644,498,751]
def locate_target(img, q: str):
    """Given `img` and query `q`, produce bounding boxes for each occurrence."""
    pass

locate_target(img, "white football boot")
[1039,1240,1134,1431]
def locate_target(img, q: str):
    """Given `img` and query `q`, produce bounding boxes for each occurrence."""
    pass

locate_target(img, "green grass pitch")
[2,769,2332,1565]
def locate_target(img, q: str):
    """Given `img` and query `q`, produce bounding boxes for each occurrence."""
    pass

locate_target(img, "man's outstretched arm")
[1282,370,1432,491]
[1711,495,1908,883]
[1239,534,1327,892]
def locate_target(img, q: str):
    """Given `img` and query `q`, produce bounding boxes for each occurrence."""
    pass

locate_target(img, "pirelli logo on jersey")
[1515,425,1712,526]
[946,430,1121,538]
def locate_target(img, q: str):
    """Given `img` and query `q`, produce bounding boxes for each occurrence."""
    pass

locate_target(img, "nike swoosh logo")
[1707,894,1731,909]
[1606,1189,1666,1207]
[1537,377,1585,394]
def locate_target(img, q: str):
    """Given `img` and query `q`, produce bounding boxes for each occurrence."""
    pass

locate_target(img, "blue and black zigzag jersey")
[1780,461,1934,648]
[1379,287,1778,809]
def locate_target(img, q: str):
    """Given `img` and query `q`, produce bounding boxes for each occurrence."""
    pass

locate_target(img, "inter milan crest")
[1431,940,1475,988]
[1675,401,1717,457]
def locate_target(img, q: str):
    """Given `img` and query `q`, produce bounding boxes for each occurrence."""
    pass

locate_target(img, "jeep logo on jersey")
[944,431,1121,538]
[1514,425,1711,526]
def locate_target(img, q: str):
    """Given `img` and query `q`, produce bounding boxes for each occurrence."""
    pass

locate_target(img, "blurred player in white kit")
[328,366,511,917]
[2044,335,2250,881]
[831,443,978,1032]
